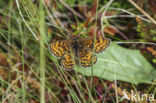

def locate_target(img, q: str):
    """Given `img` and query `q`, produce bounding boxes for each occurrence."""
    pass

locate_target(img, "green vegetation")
[0,0,156,103]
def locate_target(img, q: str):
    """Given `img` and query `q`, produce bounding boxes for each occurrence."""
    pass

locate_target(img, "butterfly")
[49,36,111,70]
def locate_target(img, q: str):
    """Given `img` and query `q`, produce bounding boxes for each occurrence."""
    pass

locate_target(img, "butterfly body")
[49,36,111,70]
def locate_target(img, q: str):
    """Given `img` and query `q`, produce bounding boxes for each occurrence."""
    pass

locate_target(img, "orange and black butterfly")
[49,36,111,70]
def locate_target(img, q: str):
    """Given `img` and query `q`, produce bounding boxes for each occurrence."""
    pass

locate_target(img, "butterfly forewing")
[78,37,111,53]
[78,38,94,49]
[49,40,72,58]
[94,37,111,53]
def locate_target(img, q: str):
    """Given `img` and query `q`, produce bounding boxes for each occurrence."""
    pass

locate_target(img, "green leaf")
[74,42,156,84]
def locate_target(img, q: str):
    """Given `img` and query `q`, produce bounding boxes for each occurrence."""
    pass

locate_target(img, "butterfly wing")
[78,38,94,49]
[49,37,111,70]
[94,37,111,53]
[49,40,72,58]
[78,37,111,53]
[79,49,97,67]
[61,53,74,70]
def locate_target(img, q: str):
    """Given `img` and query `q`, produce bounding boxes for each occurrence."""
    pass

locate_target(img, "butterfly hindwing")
[61,53,74,70]
[79,49,97,67]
